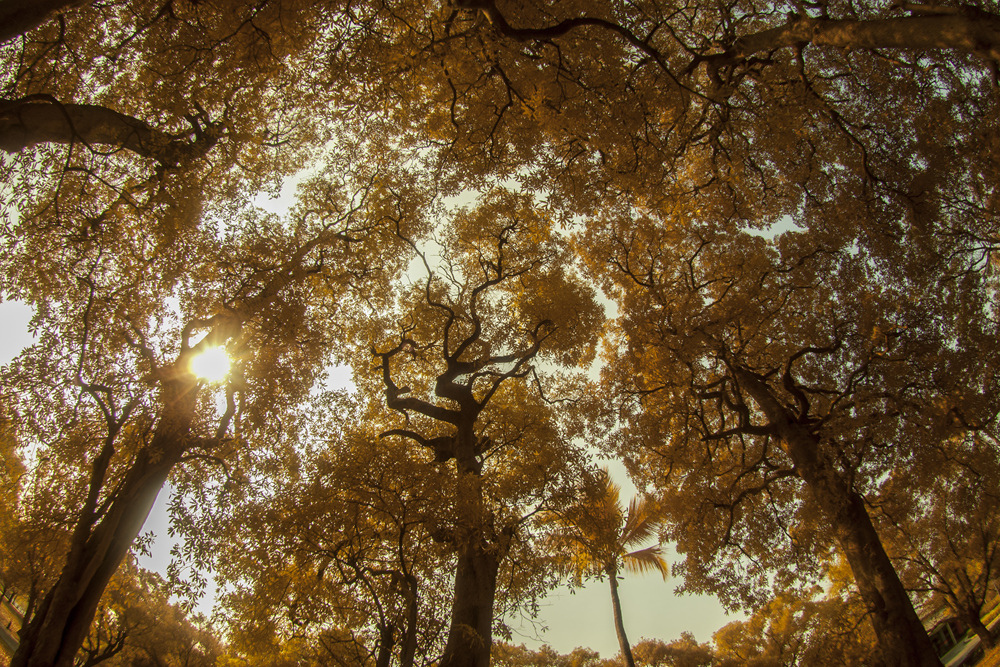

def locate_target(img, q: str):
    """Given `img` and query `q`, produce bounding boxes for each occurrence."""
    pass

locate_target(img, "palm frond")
[595,468,623,522]
[622,544,669,580]
[547,467,668,581]
[620,495,662,549]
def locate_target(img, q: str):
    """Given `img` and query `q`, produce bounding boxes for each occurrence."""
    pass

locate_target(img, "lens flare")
[190,347,231,382]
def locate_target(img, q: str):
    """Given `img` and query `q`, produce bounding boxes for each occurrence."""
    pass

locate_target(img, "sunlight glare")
[190,347,231,383]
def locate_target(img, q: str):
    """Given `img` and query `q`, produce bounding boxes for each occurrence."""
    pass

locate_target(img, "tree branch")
[0,95,223,166]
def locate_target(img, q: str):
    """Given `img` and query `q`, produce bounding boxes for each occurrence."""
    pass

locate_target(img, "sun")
[190,347,231,383]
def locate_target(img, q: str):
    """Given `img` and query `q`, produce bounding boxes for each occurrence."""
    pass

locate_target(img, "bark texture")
[734,368,943,667]
[729,9,1000,61]
[438,535,500,667]
[966,616,996,650]
[399,574,419,667]
[481,1,1000,75]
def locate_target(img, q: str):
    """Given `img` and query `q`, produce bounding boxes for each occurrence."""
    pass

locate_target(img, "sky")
[0,301,34,365]
[0,177,739,659]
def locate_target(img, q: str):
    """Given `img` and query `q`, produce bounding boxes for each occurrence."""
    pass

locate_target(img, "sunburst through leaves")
[189,347,231,383]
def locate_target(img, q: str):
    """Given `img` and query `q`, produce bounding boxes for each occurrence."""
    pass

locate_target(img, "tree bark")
[734,368,942,667]
[608,569,636,667]
[10,378,198,667]
[0,97,220,166]
[438,536,500,667]
[375,623,394,667]
[438,444,501,667]
[0,0,91,44]
[482,1,1000,75]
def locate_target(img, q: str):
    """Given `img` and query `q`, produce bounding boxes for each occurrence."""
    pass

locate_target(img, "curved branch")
[380,429,456,461]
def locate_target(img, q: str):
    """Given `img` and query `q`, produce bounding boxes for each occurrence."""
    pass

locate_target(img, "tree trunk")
[438,538,500,667]
[966,615,995,650]
[12,455,176,667]
[11,380,198,667]
[374,623,394,667]
[0,97,220,166]
[398,574,419,667]
[0,0,91,44]
[439,447,501,667]
[608,569,636,667]
[734,368,942,667]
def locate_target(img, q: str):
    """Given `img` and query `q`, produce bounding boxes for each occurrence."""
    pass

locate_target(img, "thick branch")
[0,97,221,166]
[468,0,1000,80]
[732,366,942,667]
[380,429,456,461]
[0,0,90,44]
[698,8,1000,72]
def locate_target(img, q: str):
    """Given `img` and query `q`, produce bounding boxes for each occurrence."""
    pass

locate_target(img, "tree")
[160,188,602,667]
[199,414,455,667]
[631,633,713,667]
[492,642,608,667]
[78,559,222,667]
[712,581,877,667]
[0,403,27,596]
[1,158,416,667]
[0,430,222,667]
[587,206,998,666]
[361,189,603,667]
[547,469,668,667]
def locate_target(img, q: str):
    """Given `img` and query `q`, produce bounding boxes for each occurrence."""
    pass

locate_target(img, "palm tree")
[548,468,668,667]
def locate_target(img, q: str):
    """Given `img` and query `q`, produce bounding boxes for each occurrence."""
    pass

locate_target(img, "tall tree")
[585,206,998,666]
[78,558,222,667]
[197,415,455,667]
[363,189,603,667]
[712,579,878,667]
[491,642,607,667]
[1,160,417,666]
[631,633,714,667]
[547,469,668,667]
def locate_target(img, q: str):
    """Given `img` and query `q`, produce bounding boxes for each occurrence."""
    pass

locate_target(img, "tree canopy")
[2,0,999,665]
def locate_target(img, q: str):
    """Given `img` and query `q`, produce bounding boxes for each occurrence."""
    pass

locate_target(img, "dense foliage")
[2,0,999,665]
